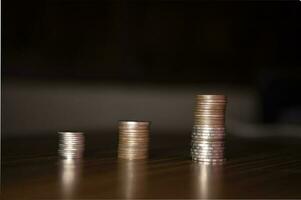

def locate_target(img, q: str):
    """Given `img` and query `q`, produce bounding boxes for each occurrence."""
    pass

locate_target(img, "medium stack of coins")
[58,132,85,159]
[191,95,227,165]
[118,121,150,160]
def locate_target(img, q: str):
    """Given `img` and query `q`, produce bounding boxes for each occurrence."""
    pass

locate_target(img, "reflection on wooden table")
[2,133,301,199]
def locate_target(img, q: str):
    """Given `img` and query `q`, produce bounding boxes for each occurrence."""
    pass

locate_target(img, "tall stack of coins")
[58,132,85,160]
[191,95,227,165]
[118,121,150,160]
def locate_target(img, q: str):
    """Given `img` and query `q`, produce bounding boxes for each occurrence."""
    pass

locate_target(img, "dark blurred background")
[2,0,300,138]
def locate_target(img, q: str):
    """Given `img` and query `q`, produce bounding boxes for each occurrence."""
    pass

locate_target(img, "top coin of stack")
[58,132,85,160]
[191,95,227,165]
[118,121,150,160]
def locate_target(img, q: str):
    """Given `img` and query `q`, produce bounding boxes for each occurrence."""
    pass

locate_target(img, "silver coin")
[191,149,225,154]
[59,134,84,137]
[59,142,84,146]
[119,141,149,144]
[60,138,84,140]
[193,126,226,130]
[191,154,224,159]
[191,141,225,145]
[194,113,225,117]
[119,138,149,141]
[58,132,84,135]
[191,145,224,150]
[119,136,149,139]
[119,129,150,132]
[192,157,225,161]
[118,146,148,149]
[118,151,148,155]
[118,149,148,152]
[59,144,84,147]
[191,154,224,158]
[58,149,84,153]
[59,138,84,140]
[192,133,225,138]
[192,131,225,134]
[119,133,149,137]
[192,135,225,139]
[193,160,225,165]
[58,132,85,159]
[191,146,225,151]
[119,135,149,139]
[192,140,224,144]
[58,148,84,151]
[119,120,150,125]
[191,153,224,158]
[118,156,147,159]
[192,131,225,135]
[60,139,84,141]
[59,153,83,158]
[194,115,225,119]
[193,127,225,131]
[60,136,84,139]
[191,151,224,155]
[60,144,84,147]
[192,137,224,141]
[192,134,225,138]
[191,144,225,148]
[191,148,224,153]
[59,148,85,152]
[191,146,224,150]
[191,155,224,160]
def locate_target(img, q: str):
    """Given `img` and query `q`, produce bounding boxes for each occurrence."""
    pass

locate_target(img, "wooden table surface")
[2,133,301,199]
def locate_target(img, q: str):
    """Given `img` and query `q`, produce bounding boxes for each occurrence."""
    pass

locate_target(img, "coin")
[191,149,224,154]
[191,153,224,157]
[191,95,227,165]
[192,135,224,140]
[195,105,226,110]
[192,157,225,162]
[58,132,85,160]
[119,133,149,136]
[193,126,225,130]
[192,131,225,135]
[191,143,224,147]
[118,121,150,130]
[119,121,150,125]
[118,120,151,160]
[194,120,225,125]
[118,156,148,160]
[191,148,224,153]
[119,137,149,141]
[119,131,149,134]
[196,95,227,100]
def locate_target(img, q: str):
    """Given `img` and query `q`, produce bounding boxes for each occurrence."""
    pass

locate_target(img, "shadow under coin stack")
[58,132,85,160]
[118,121,150,160]
[191,95,227,165]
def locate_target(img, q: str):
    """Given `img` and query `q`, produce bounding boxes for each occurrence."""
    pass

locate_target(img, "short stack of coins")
[191,95,227,165]
[118,121,150,160]
[58,132,85,159]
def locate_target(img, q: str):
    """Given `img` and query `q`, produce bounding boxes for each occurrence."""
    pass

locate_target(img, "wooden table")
[2,133,301,199]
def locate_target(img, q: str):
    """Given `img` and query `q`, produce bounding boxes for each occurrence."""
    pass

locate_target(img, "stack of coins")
[191,95,227,165]
[118,121,150,160]
[58,132,85,159]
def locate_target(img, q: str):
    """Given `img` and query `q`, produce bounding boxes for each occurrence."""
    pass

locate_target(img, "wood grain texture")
[2,133,301,199]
